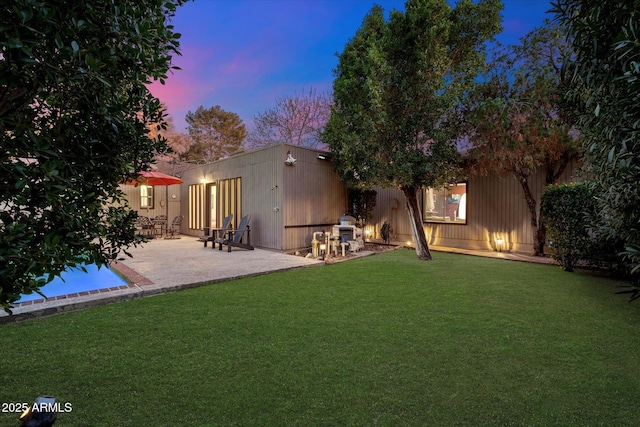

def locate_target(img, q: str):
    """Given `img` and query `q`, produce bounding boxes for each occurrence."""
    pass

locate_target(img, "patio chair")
[215,214,254,252]
[199,214,233,247]
[135,216,154,237]
[165,215,183,239]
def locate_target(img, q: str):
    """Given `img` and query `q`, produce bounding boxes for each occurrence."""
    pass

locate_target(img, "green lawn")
[2,249,640,426]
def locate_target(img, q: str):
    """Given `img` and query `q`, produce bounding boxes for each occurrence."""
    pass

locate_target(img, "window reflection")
[423,183,467,224]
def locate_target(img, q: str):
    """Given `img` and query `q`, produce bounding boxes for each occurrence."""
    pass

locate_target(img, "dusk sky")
[149,0,555,133]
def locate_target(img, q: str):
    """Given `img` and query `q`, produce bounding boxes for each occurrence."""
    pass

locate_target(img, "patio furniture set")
[135,215,183,239]
[199,214,254,252]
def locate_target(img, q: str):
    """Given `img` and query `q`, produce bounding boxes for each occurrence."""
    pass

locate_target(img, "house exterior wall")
[119,183,182,222]
[180,144,284,249]
[180,144,348,251]
[368,163,578,254]
[282,146,348,250]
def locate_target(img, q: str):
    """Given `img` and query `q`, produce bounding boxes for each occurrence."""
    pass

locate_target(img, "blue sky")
[149,0,555,133]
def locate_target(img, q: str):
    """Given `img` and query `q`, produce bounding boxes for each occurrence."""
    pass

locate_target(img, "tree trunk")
[400,185,432,260]
[517,174,545,256]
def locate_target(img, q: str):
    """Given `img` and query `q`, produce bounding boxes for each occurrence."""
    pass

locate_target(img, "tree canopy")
[553,0,640,274]
[323,0,502,260]
[247,87,331,150]
[464,20,581,256]
[0,0,185,313]
[183,105,246,162]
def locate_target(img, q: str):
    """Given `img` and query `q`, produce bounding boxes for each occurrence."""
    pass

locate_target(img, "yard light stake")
[19,396,57,427]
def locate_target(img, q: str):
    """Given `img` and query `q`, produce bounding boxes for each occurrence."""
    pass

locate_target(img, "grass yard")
[1,249,640,426]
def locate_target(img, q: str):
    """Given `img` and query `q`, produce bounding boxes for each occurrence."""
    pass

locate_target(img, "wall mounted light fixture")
[285,151,296,166]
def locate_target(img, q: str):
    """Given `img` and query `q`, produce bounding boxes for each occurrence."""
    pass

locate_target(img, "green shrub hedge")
[541,182,598,271]
[541,182,623,273]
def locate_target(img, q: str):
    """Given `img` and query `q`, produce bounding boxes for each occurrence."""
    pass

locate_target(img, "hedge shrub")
[541,182,598,272]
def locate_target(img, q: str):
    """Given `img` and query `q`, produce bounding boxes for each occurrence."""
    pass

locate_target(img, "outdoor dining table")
[152,217,167,238]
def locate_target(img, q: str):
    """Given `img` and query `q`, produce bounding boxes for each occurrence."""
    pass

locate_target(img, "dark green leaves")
[0,0,187,312]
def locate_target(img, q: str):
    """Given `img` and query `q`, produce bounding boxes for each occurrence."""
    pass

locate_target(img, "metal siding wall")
[246,145,283,250]
[119,183,181,222]
[368,162,578,254]
[281,146,348,251]
[180,145,285,250]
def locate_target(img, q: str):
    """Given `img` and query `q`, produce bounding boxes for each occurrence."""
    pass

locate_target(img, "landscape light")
[19,396,57,427]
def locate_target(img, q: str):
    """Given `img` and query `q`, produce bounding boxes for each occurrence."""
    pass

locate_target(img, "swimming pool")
[17,264,129,303]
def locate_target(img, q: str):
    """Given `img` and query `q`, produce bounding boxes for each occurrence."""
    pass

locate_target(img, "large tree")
[323,0,502,260]
[183,105,246,162]
[552,1,640,273]
[464,20,581,256]
[246,87,331,150]
[0,0,185,312]
[148,114,192,162]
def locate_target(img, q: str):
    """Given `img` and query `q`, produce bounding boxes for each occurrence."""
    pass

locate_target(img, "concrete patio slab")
[116,236,324,289]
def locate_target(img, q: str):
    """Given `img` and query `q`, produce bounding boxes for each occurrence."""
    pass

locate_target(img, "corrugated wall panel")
[180,144,284,250]
[180,144,347,251]
[368,161,578,254]
[119,183,181,222]
[282,146,347,251]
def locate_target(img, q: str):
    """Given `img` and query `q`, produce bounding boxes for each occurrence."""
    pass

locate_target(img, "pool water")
[17,264,129,303]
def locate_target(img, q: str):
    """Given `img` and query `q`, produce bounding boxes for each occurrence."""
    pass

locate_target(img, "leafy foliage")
[553,1,640,281]
[0,0,185,312]
[542,181,626,276]
[247,87,331,150]
[541,182,596,271]
[347,188,377,228]
[183,105,246,162]
[464,20,581,256]
[323,0,502,260]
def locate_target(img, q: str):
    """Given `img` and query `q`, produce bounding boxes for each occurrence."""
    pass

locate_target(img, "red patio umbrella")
[124,171,183,219]
[128,170,183,186]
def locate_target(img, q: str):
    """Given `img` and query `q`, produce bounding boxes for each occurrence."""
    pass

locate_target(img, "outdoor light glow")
[200,178,207,184]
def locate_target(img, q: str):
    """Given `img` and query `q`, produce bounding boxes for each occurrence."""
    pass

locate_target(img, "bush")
[541,182,602,271]
[348,188,377,227]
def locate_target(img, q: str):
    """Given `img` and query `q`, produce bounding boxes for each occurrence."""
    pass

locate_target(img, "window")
[140,185,154,209]
[423,183,467,224]
[188,184,204,230]
[219,177,242,228]
[188,178,241,231]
